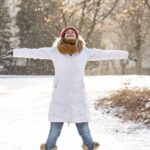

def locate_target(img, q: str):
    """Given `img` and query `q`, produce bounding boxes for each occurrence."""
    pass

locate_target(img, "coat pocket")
[53,78,59,89]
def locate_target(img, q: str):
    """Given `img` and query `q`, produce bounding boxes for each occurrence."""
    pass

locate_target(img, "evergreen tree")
[0,0,11,56]
[16,0,55,75]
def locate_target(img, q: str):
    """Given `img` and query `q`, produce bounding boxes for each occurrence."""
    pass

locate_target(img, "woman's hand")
[7,50,13,57]
[0,50,13,60]
[128,55,137,62]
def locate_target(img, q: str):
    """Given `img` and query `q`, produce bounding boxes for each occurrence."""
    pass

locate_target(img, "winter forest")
[0,0,150,75]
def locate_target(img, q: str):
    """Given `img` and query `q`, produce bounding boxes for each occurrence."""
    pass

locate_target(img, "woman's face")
[64,29,76,40]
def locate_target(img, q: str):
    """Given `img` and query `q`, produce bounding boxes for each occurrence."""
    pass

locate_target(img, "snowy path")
[0,75,150,150]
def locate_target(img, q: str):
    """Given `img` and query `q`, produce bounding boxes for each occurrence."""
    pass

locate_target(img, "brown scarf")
[57,38,83,55]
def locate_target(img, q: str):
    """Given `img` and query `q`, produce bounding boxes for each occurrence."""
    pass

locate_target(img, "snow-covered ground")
[0,75,150,150]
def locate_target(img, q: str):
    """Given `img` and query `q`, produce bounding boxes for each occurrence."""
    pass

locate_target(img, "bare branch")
[78,0,87,32]
[97,0,119,24]
[61,10,68,27]
[68,8,81,20]
[86,0,101,42]
[59,0,68,27]
[145,0,150,9]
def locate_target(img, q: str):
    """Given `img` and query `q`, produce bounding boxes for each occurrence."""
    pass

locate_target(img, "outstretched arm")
[85,48,128,61]
[6,47,55,60]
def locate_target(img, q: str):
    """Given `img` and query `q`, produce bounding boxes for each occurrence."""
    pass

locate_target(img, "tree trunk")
[134,13,143,74]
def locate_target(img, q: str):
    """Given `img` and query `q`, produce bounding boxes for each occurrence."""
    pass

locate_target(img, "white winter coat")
[13,47,128,123]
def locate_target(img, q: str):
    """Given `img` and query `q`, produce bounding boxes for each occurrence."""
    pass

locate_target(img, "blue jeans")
[46,122,93,150]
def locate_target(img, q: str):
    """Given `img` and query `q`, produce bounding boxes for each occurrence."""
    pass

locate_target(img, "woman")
[8,26,129,150]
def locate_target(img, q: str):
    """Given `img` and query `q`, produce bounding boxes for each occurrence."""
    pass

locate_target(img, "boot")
[82,141,100,150]
[40,143,57,150]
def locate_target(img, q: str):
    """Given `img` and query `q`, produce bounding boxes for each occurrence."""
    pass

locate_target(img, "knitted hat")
[60,26,79,38]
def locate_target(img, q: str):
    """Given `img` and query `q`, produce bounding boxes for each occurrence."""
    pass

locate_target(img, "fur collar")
[52,36,86,56]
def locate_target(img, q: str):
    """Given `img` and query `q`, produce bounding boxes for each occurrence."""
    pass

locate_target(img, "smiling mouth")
[67,34,75,37]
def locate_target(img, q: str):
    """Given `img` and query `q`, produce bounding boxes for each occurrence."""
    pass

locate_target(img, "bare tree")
[114,0,150,74]
[38,0,120,45]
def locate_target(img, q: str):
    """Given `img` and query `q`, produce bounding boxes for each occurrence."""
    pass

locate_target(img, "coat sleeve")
[13,47,55,60]
[85,48,128,61]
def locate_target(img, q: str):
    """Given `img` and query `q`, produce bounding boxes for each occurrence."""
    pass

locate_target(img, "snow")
[0,75,150,150]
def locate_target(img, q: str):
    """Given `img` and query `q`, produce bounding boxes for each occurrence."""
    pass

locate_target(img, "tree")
[0,0,12,74]
[0,0,11,56]
[115,0,150,74]
[16,0,55,75]
[14,0,119,75]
